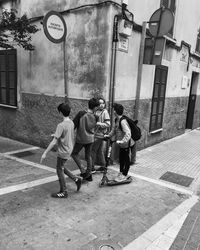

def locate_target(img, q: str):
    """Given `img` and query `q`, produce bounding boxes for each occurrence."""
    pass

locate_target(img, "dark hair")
[57,103,71,117]
[113,103,124,115]
[88,98,99,110]
[98,97,106,107]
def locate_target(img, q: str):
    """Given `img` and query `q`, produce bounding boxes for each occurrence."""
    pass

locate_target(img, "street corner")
[0,166,190,250]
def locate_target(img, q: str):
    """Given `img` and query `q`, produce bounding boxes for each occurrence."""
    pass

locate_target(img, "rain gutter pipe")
[109,14,119,127]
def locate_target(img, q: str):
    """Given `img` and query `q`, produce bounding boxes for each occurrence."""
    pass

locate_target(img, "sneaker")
[75,177,82,191]
[51,191,68,198]
[91,167,96,174]
[115,172,122,179]
[84,174,93,182]
[120,175,127,181]
[95,166,105,172]
[115,173,126,182]
[80,172,87,178]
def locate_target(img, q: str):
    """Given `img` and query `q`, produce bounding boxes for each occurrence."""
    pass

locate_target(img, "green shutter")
[150,66,168,132]
[0,50,17,106]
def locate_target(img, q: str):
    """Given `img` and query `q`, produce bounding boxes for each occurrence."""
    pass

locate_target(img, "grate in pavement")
[11,150,35,158]
[160,171,194,187]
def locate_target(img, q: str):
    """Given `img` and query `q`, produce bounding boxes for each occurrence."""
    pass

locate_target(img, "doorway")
[186,72,199,129]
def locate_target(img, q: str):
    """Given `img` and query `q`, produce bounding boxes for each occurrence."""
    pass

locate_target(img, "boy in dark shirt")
[72,98,99,181]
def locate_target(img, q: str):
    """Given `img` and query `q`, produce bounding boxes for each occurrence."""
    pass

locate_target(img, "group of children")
[40,97,135,198]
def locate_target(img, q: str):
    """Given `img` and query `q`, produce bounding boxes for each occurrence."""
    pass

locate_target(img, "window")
[195,31,200,53]
[150,66,168,132]
[0,49,17,107]
[160,0,176,36]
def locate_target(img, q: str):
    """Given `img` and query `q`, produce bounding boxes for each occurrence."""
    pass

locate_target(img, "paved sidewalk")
[170,201,200,250]
[0,130,200,249]
[132,129,200,195]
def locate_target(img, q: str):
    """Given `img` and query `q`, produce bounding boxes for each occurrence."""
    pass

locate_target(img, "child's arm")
[96,110,111,128]
[40,137,57,163]
[116,119,131,145]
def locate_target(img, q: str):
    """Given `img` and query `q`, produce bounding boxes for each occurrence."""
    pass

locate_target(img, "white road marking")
[109,166,194,196]
[123,195,199,250]
[0,176,58,196]
[4,146,39,155]
[2,153,56,173]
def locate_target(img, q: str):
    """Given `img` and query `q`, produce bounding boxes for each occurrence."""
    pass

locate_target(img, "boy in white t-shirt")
[40,103,82,198]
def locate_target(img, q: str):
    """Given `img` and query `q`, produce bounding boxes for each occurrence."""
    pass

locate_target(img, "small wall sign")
[118,35,129,53]
[43,11,67,43]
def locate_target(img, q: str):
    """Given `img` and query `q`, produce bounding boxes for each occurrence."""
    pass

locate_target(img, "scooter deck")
[99,176,132,187]
[107,176,132,186]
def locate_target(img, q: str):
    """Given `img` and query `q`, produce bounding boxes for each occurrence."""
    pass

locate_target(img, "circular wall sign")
[149,8,174,37]
[43,11,67,43]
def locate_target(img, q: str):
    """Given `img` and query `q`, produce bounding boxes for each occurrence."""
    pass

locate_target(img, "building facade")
[0,0,200,150]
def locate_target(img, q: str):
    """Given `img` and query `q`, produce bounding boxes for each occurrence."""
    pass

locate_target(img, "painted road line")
[123,195,199,250]
[109,166,193,196]
[4,146,40,155]
[2,153,56,173]
[0,176,58,196]
[0,169,80,196]
[2,153,193,197]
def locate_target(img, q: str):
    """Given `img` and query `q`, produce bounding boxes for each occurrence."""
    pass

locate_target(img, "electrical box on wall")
[118,19,133,37]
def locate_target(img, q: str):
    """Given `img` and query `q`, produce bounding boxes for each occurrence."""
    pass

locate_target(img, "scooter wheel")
[99,180,107,187]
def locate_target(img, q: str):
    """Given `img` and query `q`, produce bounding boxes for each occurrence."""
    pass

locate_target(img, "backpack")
[119,115,141,141]
[73,111,87,129]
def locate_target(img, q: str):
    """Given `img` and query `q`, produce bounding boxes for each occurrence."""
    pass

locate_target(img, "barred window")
[0,49,17,107]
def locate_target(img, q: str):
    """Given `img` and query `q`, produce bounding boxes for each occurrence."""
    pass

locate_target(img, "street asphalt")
[0,129,200,250]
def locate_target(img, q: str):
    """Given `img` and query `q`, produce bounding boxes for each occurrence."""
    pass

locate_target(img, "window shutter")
[0,50,17,106]
[195,32,200,53]
[150,66,168,132]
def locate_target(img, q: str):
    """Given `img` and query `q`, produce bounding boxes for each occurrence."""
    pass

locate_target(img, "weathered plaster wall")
[162,49,200,99]
[174,1,200,51]
[18,3,112,99]
[19,28,65,96]
[20,0,109,17]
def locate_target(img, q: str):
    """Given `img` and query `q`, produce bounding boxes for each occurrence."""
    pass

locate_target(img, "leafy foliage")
[0,9,39,50]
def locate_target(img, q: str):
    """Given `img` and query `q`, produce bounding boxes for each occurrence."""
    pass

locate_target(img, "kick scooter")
[99,138,132,187]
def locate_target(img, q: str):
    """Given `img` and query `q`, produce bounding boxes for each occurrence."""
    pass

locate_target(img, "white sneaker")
[120,175,127,181]
[115,173,126,182]
[115,172,122,180]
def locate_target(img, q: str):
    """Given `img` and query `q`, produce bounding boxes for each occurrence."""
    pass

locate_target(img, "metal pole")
[109,15,119,127]
[150,7,164,64]
[134,21,147,120]
[63,38,68,103]
[132,21,146,164]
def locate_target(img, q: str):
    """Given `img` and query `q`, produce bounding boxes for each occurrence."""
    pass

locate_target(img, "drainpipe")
[63,38,68,103]
[108,15,119,127]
